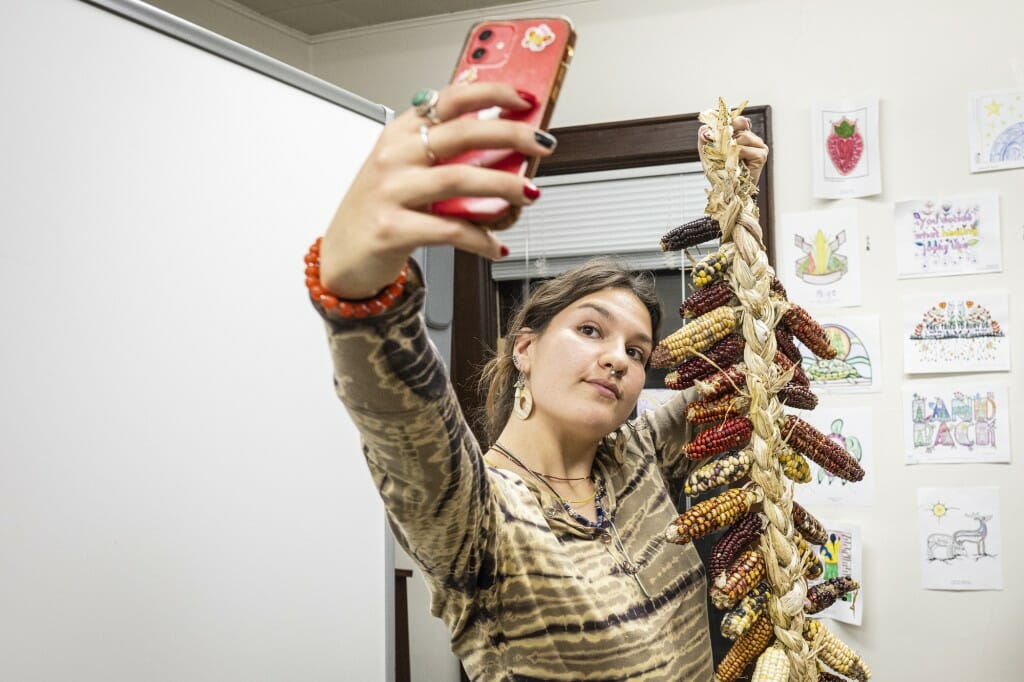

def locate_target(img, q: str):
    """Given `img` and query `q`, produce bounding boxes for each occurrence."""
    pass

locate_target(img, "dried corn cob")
[783,305,838,360]
[686,393,751,425]
[664,335,745,389]
[774,350,810,386]
[685,449,753,495]
[710,549,766,610]
[751,645,790,682]
[800,536,824,580]
[804,620,872,681]
[714,614,774,682]
[692,251,729,288]
[660,215,722,251]
[721,581,770,639]
[784,416,865,482]
[694,363,748,401]
[778,442,812,483]
[778,383,818,410]
[792,501,829,545]
[805,576,860,615]
[770,277,788,300]
[681,279,734,319]
[666,487,756,544]
[683,417,753,459]
[651,306,738,368]
[775,326,803,365]
[710,512,765,576]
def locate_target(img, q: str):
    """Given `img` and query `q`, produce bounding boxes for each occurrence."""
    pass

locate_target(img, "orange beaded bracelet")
[304,237,409,319]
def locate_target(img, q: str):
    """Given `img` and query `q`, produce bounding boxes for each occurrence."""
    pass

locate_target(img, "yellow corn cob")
[710,549,766,610]
[714,615,774,682]
[751,645,790,682]
[778,442,811,483]
[721,581,770,639]
[665,487,756,545]
[795,534,824,580]
[686,393,751,425]
[804,620,872,681]
[685,448,753,496]
[650,305,738,368]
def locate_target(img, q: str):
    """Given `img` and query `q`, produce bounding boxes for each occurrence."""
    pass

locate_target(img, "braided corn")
[664,335,745,389]
[804,620,872,681]
[710,549,766,610]
[792,501,829,545]
[692,251,729,288]
[721,581,770,639]
[685,448,753,496]
[774,350,810,386]
[683,417,753,459]
[714,615,774,682]
[666,488,756,544]
[651,306,738,368]
[775,326,803,365]
[778,443,812,484]
[686,393,751,425]
[694,363,747,402]
[660,215,721,251]
[779,384,818,410]
[784,416,865,482]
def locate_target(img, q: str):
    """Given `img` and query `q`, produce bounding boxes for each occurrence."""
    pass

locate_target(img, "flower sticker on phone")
[522,24,555,52]
[454,66,478,85]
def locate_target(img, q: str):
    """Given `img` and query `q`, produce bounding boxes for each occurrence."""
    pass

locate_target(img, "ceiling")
[229,0,523,35]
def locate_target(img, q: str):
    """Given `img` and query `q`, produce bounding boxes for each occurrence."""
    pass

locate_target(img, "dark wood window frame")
[450,107,774,445]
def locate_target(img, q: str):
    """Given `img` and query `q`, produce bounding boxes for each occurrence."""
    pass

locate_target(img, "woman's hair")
[477,257,663,444]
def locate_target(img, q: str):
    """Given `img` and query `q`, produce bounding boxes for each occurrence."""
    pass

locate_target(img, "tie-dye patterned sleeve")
[639,386,700,488]
[317,267,495,596]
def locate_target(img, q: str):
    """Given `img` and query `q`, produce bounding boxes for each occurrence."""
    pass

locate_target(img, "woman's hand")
[700,116,769,185]
[319,83,556,299]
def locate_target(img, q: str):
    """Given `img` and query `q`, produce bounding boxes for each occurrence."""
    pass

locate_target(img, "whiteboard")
[0,1,389,680]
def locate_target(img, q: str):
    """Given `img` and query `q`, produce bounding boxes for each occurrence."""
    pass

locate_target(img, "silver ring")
[413,89,441,124]
[419,124,437,165]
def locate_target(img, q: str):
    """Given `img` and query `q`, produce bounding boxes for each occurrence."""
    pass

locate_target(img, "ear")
[513,327,536,373]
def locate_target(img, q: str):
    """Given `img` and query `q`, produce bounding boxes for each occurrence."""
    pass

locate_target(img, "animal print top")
[318,266,713,681]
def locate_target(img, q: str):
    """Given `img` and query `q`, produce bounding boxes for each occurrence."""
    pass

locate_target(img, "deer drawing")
[952,513,991,558]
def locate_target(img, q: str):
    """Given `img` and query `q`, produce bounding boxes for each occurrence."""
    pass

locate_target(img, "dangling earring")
[513,373,534,420]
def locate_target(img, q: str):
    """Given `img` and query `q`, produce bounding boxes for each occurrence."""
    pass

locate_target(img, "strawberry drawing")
[826,118,864,175]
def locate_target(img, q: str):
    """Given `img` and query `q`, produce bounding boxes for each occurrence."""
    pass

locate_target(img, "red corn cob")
[805,576,860,614]
[686,394,751,425]
[778,384,818,410]
[774,350,810,386]
[770,277,788,300]
[680,279,734,319]
[775,327,803,365]
[694,363,748,402]
[682,417,753,459]
[783,415,865,482]
[709,512,765,577]
[783,304,838,360]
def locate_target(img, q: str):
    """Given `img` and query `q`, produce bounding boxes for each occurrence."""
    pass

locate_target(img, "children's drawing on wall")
[919,487,1002,590]
[902,383,1010,464]
[895,192,1001,278]
[792,315,880,393]
[968,88,1024,173]
[808,522,863,626]
[794,407,873,506]
[811,97,881,198]
[903,292,1010,374]
[777,208,862,307]
[635,388,676,418]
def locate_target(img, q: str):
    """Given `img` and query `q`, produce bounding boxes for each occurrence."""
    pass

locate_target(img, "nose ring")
[609,368,622,378]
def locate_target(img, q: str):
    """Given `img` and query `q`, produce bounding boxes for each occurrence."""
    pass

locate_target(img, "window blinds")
[491,162,715,280]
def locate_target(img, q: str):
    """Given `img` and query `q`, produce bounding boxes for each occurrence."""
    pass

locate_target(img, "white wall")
[311,1,1023,680]
[97,0,1023,679]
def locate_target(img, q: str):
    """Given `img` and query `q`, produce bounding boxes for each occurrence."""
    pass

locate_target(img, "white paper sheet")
[895,192,1002,278]
[793,407,873,507]
[968,88,1024,173]
[919,487,1003,590]
[792,315,880,393]
[777,208,862,307]
[808,521,863,626]
[902,291,1011,374]
[811,97,881,198]
[903,383,1011,464]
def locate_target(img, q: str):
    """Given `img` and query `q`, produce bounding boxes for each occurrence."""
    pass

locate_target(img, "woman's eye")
[628,348,646,362]
[579,324,600,337]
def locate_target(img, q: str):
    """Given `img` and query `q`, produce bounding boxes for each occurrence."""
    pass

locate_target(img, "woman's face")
[517,287,654,441]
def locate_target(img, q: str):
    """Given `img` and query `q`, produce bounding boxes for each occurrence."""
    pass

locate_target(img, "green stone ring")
[411,88,441,124]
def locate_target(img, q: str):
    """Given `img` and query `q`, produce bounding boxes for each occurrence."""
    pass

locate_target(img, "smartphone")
[430,17,576,230]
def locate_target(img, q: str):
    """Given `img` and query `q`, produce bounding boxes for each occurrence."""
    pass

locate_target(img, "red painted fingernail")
[524,183,541,200]
[516,90,537,108]
[500,245,510,258]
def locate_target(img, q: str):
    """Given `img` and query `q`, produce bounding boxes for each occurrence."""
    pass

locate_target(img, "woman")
[310,82,768,680]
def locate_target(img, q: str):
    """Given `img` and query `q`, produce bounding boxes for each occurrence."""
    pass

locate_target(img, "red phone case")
[430,18,575,229]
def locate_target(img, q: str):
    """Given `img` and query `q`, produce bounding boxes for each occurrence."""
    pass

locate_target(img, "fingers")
[398,82,533,128]
[698,116,769,184]
[385,164,540,209]
[427,117,555,162]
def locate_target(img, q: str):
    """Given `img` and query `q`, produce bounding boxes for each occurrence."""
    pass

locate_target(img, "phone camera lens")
[479,29,493,41]
[472,47,486,60]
